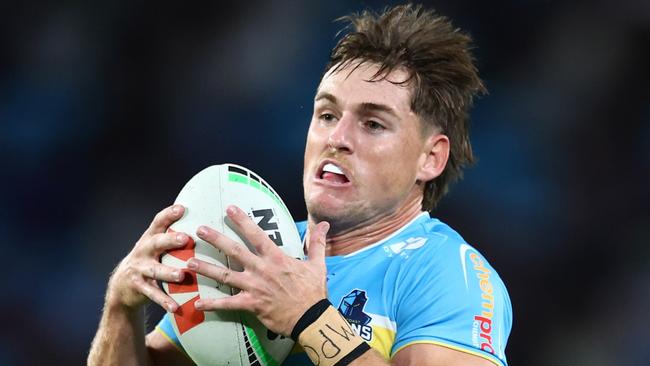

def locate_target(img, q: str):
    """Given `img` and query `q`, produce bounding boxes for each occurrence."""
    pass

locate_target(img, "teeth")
[323,163,344,175]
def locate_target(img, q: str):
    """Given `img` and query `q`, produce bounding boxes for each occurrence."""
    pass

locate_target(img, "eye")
[365,120,385,132]
[319,113,337,123]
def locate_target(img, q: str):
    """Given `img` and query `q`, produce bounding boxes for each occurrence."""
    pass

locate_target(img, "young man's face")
[303,62,437,231]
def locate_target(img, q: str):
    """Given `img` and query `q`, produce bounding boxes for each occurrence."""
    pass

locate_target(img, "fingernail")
[320,221,330,233]
[173,271,181,281]
[226,205,237,215]
[187,259,198,269]
[166,302,177,312]
[172,205,180,215]
[197,226,208,236]
[195,300,203,309]
[176,233,186,244]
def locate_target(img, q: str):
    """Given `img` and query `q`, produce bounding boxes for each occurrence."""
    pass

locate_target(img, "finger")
[194,292,250,312]
[307,221,330,265]
[144,205,185,236]
[225,205,278,256]
[187,257,248,290]
[138,262,184,283]
[147,231,190,255]
[132,275,179,312]
[196,225,260,268]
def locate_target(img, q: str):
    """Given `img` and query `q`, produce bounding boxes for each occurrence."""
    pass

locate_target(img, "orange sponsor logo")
[470,253,495,354]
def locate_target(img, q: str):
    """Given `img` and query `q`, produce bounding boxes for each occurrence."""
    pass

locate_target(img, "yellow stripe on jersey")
[392,340,504,366]
[155,325,192,361]
[367,325,396,360]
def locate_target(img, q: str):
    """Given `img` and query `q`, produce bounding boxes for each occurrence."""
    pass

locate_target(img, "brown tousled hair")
[325,4,485,211]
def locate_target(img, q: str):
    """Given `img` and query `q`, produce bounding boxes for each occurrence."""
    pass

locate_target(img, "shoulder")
[399,215,498,276]
[388,214,472,272]
[390,215,512,365]
[395,215,509,306]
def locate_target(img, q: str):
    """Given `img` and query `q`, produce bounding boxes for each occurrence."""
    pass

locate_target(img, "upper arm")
[145,329,194,366]
[392,343,497,366]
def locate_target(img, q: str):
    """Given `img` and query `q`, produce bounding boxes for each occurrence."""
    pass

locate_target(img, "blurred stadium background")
[1,0,648,365]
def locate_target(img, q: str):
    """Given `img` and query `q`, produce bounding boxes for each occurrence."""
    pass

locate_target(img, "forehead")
[316,62,414,114]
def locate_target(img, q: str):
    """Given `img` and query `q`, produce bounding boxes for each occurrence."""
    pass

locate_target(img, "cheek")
[303,124,327,182]
[303,126,320,163]
[367,143,419,190]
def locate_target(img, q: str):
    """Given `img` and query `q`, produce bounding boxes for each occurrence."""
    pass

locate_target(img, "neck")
[308,192,426,256]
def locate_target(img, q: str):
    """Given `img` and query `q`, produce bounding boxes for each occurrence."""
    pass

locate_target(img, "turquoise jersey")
[157,212,512,365]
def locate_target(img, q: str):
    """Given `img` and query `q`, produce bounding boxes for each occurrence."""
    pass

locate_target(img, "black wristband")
[290,299,331,340]
[333,342,371,366]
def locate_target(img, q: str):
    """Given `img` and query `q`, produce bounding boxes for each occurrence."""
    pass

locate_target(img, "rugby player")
[89,4,512,366]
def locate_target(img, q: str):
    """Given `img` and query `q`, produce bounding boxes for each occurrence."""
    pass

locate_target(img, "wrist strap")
[334,343,371,366]
[292,299,370,366]
[291,299,331,340]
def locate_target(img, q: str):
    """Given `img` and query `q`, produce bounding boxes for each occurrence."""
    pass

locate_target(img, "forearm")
[300,334,390,366]
[88,205,188,366]
[88,300,150,366]
[294,300,390,366]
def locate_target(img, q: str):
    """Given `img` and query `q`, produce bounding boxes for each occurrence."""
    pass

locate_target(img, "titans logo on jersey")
[338,289,373,341]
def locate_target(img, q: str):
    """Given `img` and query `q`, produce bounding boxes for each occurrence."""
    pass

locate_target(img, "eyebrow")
[314,92,399,119]
[314,92,338,104]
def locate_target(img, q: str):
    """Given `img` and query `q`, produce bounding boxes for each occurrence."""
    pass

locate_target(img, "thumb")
[307,221,330,265]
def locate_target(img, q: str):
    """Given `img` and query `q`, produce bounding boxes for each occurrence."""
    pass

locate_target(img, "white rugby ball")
[161,164,303,366]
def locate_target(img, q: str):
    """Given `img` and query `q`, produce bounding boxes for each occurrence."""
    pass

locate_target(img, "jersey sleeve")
[391,240,512,366]
[155,312,186,354]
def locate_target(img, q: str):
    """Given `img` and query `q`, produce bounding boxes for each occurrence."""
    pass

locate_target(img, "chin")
[306,198,346,223]
[306,202,336,222]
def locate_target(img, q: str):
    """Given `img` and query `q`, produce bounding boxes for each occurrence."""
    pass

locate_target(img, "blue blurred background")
[1,0,648,365]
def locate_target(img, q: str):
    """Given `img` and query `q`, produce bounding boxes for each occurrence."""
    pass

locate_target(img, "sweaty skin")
[303,62,448,256]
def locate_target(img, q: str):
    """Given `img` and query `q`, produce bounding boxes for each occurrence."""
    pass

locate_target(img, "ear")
[416,133,450,183]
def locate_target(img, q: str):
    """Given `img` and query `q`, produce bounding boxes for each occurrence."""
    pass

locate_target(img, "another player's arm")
[88,205,190,366]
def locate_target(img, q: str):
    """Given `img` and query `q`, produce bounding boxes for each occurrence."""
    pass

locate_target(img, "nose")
[327,115,354,154]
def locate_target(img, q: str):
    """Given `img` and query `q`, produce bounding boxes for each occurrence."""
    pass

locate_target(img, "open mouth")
[318,162,350,184]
